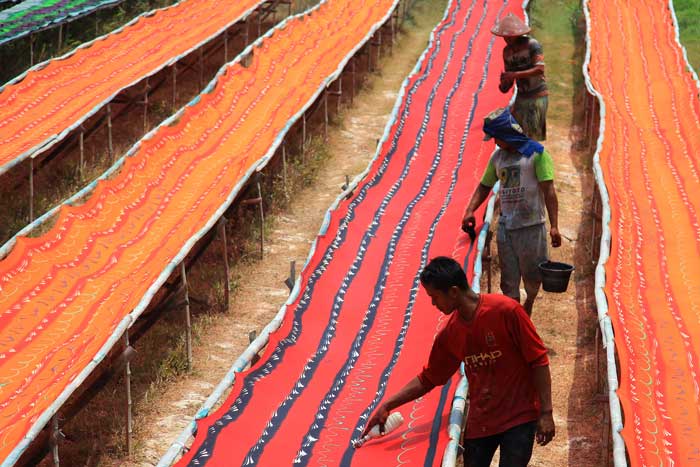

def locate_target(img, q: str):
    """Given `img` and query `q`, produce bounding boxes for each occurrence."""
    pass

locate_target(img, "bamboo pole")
[257,182,265,259]
[50,416,59,466]
[79,129,85,180]
[172,65,178,110]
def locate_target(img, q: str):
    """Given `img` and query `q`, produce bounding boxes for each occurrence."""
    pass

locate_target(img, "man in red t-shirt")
[363,256,555,467]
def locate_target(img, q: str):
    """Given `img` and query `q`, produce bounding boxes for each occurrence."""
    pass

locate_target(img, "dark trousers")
[463,421,537,467]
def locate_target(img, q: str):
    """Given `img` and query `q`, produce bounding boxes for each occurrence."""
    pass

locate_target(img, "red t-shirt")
[417,293,549,439]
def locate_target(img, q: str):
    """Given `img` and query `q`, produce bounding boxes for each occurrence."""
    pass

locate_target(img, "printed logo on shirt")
[464,350,503,370]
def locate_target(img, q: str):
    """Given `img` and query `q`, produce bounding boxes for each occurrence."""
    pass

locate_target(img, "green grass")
[673,0,700,73]
[527,0,585,126]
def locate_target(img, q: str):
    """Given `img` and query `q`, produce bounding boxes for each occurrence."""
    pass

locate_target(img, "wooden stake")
[218,218,231,312]
[58,24,63,51]
[29,158,34,222]
[323,89,328,140]
[49,416,60,466]
[282,143,289,199]
[224,29,229,62]
[172,65,178,110]
[79,130,85,180]
[107,104,114,162]
[257,182,264,259]
[199,48,204,89]
[30,33,34,66]
[124,332,133,456]
[181,263,193,370]
[143,79,149,133]
[301,112,306,161]
[351,58,356,103]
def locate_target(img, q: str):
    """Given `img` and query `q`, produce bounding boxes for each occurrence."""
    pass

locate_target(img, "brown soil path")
[95,2,448,465]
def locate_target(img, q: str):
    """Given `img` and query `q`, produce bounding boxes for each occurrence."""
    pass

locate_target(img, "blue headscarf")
[482,107,544,157]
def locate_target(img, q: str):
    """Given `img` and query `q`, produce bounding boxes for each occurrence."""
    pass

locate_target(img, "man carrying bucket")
[462,107,561,316]
[492,13,548,141]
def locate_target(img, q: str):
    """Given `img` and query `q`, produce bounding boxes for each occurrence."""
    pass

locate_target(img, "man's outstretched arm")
[532,365,555,446]
[362,377,432,437]
[462,183,493,232]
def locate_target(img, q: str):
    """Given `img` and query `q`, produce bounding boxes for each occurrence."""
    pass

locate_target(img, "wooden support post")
[376,30,382,63]
[181,263,193,370]
[284,260,296,291]
[79,129,85,180]
[124,332,133,456]
[257,182,265,259]
[323,88,329,140]
[351,58,356,103]
[58,24,64,51]
[29,157,34,222]
[282,143,289,199]
[49,415,60,466]
[367,43,373,72]
[389,16,395,54]
[301,112,306,160]
[335,76,342,113]
[143,78,149,133]
[172,64,178,110]
[258,11,262,37]
[224,28,229,62]
[29,33,34,66]
[107,104,114,162]
[218,218,231,312]
[244,17,250,46]
[199,48,204,89]
[588,94,596,150]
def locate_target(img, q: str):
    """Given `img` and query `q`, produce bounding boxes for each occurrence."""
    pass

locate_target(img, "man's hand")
[461,211,476,234]
[499,71,514,92]
[536,411,555,446]
[362,404,390,437]
[501,71,516,82]
[549,227,562,248]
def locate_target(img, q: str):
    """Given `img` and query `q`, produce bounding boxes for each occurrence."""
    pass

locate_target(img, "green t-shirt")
[481,149,554,230]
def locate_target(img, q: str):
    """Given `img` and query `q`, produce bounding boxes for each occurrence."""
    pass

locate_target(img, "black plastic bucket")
[538,261,575,293]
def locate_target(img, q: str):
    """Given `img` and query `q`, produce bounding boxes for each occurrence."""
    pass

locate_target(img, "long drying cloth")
[0,0,266,176]
[174,0,518,465]
[0,0,406,464]
[586,0,700,465]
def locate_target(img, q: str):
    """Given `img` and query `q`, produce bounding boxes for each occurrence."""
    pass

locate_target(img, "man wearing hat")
[462,108,561,316]
[492,13,548,141]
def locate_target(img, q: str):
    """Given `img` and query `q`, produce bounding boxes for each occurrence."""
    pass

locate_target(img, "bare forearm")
[384,377,431,412]
[513,65,544,80]
[466,184,493,215]
[543,185,558,229]
[532,365,553,412]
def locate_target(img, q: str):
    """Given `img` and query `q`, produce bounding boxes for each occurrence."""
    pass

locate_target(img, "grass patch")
[528,0,586,126]
[673,0,700,72]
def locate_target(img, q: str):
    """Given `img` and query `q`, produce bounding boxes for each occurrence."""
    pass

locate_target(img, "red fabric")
[175,0,524,464]
[417,293,549,438]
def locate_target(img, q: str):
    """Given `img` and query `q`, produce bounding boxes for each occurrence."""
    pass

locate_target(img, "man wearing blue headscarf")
[462,108,561,316]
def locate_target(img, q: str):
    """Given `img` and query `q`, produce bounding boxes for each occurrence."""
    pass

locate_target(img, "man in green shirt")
[462,108,561,315]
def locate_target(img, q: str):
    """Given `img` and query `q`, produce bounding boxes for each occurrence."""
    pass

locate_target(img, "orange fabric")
[587,0,700,464]
[0,0,263,174]
[0,0,395,460]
